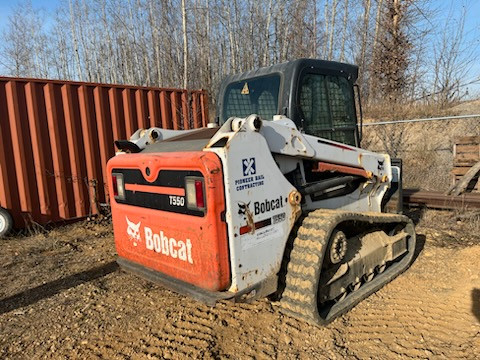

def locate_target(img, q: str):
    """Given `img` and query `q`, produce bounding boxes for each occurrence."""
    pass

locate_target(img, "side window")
[299,74,356,145]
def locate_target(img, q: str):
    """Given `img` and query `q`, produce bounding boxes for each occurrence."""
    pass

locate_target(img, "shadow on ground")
[472,288,480,323]
[411,234,426,265]
[403,207,426,226]
[0,261,118,315]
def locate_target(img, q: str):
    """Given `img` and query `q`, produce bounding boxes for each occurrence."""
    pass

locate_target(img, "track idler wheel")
[328,230,347,264]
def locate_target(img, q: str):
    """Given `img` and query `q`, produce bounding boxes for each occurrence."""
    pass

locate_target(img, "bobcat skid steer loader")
[107,59,415,325]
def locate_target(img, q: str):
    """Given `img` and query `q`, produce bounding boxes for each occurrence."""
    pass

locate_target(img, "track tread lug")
[279,209,416,326]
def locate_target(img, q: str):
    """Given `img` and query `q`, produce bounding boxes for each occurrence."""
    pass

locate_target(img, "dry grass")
[364,102,450,122]
[362,100,480,191]
[363,98,480,122]
[407,208,480,248]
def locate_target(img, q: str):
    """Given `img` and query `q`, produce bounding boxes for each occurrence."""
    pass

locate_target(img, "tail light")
[186,177,206,211]
[112,173,125,200]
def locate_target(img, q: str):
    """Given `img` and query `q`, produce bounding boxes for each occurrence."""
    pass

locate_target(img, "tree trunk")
[323,0,329,57]
[327,0,337,60]
[69,0,83,80]
[339,0,348,62]
[182,0,188,89]
[263,0,273,66]
[359,0,371,96]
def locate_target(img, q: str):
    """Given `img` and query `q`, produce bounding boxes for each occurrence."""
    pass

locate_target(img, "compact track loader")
[108,59,416,325]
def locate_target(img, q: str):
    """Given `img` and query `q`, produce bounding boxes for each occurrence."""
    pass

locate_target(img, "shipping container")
[0,76,209,235]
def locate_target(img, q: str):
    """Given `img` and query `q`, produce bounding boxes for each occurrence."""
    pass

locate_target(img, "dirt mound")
[1,221,479,359]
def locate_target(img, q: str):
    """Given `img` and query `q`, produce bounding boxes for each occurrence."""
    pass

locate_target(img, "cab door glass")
[299,73,356,145]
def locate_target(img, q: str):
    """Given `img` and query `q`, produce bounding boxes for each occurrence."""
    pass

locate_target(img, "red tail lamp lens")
[186,177,206,210]
[111,173,125,200]
[112,175,118,197]
[195,180,205,208]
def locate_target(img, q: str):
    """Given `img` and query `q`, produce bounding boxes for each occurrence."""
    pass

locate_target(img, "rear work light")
[185,177,206,211]
[112,173,125,200]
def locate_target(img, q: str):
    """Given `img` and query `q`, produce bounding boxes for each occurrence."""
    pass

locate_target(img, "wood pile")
[451,136,480,192]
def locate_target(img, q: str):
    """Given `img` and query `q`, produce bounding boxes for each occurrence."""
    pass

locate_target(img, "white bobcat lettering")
[144,227,193,264]
[126,216,141,246]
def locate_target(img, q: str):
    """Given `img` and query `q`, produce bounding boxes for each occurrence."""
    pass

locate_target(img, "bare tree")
[0,2,48,77]
[182,0,189,88]
[327,0,337,60]
[0,0,476,115]
[339,0,349,62]
[358,0,372,91]
[370,0,411,103]
[431,6,477,106]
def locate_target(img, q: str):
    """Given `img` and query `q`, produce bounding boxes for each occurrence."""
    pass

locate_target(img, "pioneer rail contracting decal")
[234,157,265,191]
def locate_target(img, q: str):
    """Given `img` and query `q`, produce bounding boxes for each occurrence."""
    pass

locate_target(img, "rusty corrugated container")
[0,76,209,230]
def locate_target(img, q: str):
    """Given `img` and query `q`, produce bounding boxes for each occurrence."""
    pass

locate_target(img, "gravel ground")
[1,212,479,359]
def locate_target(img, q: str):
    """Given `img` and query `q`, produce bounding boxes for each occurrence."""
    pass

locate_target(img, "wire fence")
[361,115,480,192]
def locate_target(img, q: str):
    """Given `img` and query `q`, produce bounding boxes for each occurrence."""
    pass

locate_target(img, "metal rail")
[403,189,480,209]
[363,114,480,126]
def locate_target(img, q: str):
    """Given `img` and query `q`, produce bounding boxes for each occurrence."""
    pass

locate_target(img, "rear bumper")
[117,256,279,305]
[117,257,235,306]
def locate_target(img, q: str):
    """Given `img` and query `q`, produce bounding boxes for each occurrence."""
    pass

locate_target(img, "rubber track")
[279,209,416,326]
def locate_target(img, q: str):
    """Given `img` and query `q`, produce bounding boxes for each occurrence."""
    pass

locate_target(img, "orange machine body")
[107,151,230,292]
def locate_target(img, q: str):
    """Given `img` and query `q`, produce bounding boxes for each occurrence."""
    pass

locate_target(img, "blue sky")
[0,0,57,23]
[429,0,480,96]
[0,0,58,31]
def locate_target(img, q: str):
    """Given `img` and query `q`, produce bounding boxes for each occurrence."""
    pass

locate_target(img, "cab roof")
[217,58,359,122]
[219,58,358,86]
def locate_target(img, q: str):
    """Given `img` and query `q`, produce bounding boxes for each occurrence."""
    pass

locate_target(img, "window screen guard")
[299,73,357,145]
[222,74,280,122]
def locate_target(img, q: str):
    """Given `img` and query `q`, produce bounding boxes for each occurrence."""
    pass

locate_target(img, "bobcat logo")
[237,201,255,235]
[126,217,141,246]
[238,201,251,216]
[377,160,385,171]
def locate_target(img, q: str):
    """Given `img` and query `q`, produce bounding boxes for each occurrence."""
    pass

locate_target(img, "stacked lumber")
[451,136,480,192]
